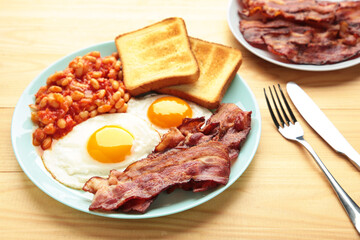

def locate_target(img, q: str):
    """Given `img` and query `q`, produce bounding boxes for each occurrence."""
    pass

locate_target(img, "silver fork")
[264,84,360,235]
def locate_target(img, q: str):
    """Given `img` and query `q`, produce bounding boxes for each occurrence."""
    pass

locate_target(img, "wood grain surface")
[1,0,359,239]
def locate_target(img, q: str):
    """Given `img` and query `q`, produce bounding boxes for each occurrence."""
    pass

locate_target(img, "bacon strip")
[83,103,251,213]
[263,34,360,64]
[240,0,338,23]
[240,20,313,45]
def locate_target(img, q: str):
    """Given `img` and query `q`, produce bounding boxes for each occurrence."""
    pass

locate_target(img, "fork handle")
[296,137,360,234]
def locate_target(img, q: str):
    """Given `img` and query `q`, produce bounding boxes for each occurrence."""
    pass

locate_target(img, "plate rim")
[227,0,360,71]
[11,41,261,219]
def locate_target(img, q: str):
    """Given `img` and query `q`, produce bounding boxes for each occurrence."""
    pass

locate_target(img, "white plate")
[11,41,261,219]
[227,0,360,71]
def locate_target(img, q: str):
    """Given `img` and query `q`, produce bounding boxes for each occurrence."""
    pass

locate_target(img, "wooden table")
[1,0,359,239]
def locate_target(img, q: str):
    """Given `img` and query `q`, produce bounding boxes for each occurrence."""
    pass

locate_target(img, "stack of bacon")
[238,0,360,65]
[83,103,251,213]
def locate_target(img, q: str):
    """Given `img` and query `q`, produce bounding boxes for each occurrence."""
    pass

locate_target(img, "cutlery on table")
[264,84,360,234]
[286,82,360,170]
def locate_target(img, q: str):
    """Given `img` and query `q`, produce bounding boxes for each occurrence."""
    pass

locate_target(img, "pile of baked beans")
[30,51,130,150]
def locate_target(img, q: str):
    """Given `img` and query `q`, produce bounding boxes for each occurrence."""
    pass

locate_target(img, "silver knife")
[286,82,360,170]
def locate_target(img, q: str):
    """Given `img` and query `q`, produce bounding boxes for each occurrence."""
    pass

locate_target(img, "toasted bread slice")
[115,17,199,96]
[157,37,242,109]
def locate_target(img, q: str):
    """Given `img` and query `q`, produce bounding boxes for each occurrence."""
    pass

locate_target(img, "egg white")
[42,113,161,189]
[127,94,213,134]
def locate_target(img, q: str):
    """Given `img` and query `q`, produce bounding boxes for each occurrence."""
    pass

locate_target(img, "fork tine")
[264,88,280,128]
[269,86,286,127]
[273,85,290,125]
[277,84,297,123]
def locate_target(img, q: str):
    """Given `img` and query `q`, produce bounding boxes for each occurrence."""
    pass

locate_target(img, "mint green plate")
[11,41,261,219]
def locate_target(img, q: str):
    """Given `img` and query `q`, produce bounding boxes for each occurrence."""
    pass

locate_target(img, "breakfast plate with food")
[11,18,261,219]
[227,0,360,71]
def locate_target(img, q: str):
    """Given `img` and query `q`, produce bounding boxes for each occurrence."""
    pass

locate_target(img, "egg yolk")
[87,125,134,163]
[147,96,193,128]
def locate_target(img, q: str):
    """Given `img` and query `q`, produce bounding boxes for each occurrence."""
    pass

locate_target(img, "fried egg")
[127,94,212,134]
[42,113,161,189]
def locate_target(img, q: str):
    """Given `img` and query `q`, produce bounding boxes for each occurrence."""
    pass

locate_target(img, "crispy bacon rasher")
[83,103,252,213]
[239,0,338,23]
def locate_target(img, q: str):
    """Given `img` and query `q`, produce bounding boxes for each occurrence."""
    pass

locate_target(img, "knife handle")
[297,138,360,234]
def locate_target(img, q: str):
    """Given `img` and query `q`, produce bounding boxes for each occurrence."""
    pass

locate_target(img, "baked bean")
[90,78,100,90]
[95,58,102,70]
[109,108,116,113]
[44,123,56,135]
[97,89,106,99]
[123,92,130,102]
[114,61,121,71]
[112,91,121,102]
[57,118,66,129]
[54,93,64,103]
[79,111,89,119]
[118,88,125,97]
[39,97,48,108]
[90,110,98,118]
[75,62,84,78]
[115,99,124,109]
[92,71,102,79]
[97,104,111,113]
[34,128,46,141]
[61,77,72,87]
[103,56,116,64]
[112,80,119,90]
[117,103,128,113]
[74,115,82,123]
[48,98,60,109]
[94,99,104,106]
[118,70,123,80]
[56,79,62,86]
[89,51,100,58]
[31,112,39,123]
[33,138,41,146]
[87,105,96,111]
[65,95,73,106]
[52,92,61,100]
[41,117,51,125]
[47,71,64,85]
[84,55,96,62]
[42,137,52,150]
[49,86,62,93]
[71,90,84,101]
[108,69,117,79]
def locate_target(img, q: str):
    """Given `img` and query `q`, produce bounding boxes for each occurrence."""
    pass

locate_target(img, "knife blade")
[286,82,360,170]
